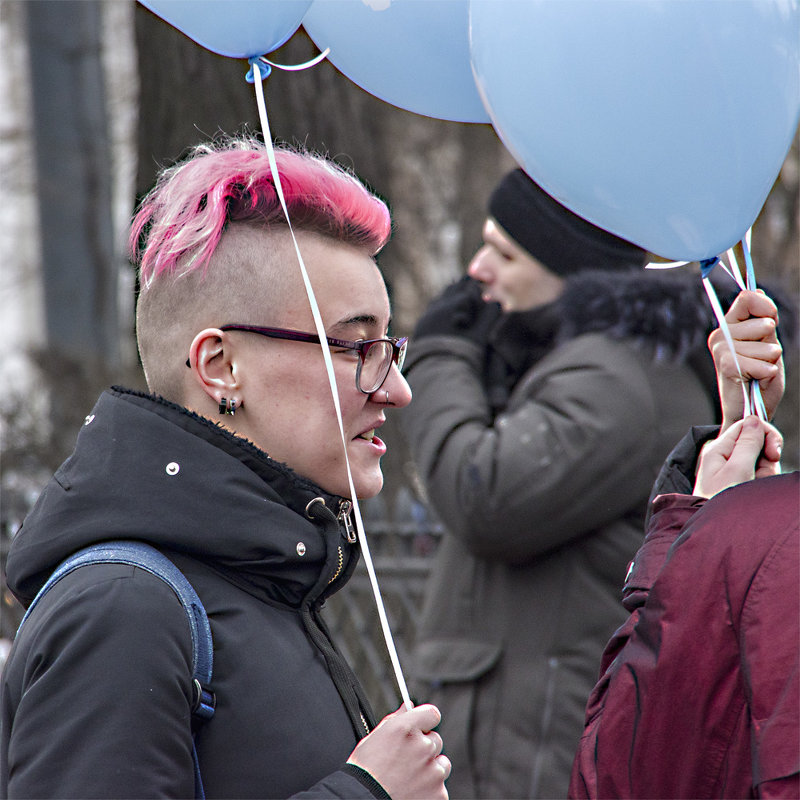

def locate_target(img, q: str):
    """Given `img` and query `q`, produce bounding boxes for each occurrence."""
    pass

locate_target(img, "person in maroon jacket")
[569,290,798,799]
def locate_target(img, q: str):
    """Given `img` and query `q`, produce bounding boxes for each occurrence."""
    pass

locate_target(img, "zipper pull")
[338,500,357,543]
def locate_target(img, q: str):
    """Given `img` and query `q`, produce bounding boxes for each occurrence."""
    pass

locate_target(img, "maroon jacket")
[570,470,799,799]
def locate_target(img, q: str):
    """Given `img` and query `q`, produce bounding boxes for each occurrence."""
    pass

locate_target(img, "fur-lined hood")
[556,269,715,361]
[487,269,722,414]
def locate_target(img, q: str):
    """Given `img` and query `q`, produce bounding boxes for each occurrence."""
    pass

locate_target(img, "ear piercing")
[219,397,237,416]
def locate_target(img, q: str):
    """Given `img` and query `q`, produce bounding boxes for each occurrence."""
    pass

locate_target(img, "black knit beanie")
[488,169,646,275]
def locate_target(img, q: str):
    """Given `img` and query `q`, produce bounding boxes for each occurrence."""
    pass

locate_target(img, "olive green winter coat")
[400,274,717,799]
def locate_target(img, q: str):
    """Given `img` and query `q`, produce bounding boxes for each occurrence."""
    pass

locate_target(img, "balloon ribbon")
[249,60,413,711]
[646,233,767,422]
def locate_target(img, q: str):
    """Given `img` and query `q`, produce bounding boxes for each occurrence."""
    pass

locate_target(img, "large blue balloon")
[470,0,800,260]
[302,0,489,123]
[139,0,312,59]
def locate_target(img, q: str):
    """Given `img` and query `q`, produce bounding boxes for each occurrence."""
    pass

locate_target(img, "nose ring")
[384,390,390,405]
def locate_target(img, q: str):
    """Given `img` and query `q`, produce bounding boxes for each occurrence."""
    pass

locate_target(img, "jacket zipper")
[337,500,357,543]
[304,496,374,737]
[529,656,559,796]
[327,546,344,585]
[335,500,369,735]
[327,499,354,585]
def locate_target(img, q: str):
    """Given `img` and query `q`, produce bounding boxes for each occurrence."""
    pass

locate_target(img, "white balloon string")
[259,48,330,71]
[644,259,689,270]
[742,230,756,291]
[251,66,413,711]
[738,233,768,422]
[701,271,752,418]
[724,247,747,291]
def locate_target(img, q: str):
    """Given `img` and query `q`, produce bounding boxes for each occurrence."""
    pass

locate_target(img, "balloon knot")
[246,57,272,84]
[700,258,718,279]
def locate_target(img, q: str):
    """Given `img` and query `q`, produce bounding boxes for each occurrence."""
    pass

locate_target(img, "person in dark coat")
[570,290,797,798]
[399,168,722,799]
[0,138,450,799]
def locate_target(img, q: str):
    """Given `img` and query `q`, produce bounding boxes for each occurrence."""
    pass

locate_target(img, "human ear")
[188,328,240,410]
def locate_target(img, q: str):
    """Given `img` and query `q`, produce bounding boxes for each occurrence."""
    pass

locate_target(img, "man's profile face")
[468,218,565,312]
[227,230,411,499]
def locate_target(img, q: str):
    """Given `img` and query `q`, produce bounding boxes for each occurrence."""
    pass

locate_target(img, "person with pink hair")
[1,137,450,799]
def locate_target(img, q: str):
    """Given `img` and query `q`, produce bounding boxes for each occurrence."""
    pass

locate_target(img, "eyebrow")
[329,313,389,335]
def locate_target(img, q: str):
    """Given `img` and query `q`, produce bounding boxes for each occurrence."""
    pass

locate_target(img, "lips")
[353,425,387,456]
[354,416,385,442]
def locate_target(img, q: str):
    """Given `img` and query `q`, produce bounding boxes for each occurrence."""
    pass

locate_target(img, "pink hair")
[130,138,392,287]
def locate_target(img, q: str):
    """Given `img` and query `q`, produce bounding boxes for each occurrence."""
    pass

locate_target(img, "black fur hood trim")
[555,269,714,362]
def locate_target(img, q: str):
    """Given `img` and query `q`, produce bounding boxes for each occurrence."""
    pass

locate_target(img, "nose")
[372,362,412,407]
[467,245,494,284]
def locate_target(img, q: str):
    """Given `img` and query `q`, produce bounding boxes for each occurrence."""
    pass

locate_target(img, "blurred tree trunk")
[25,0,119,368]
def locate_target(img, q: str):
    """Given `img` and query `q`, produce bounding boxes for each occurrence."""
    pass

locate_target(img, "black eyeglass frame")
[200,323,408,394]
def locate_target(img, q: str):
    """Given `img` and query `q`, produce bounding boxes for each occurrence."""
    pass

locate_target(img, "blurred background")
[1,0,797,707]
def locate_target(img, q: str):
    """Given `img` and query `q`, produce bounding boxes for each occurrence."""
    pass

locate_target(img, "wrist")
[343,763,391,799]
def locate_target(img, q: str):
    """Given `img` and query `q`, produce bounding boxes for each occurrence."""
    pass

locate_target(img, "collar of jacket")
[491,271,713,379]
[492,269,715,367]
[484,270,721,416]
[117,387,350,515]
[7,387,361,609]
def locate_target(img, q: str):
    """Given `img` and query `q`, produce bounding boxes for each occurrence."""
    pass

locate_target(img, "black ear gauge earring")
[218,398,237,416]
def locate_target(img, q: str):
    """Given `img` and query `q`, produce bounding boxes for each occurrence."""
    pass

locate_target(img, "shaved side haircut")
[131,138,391,397]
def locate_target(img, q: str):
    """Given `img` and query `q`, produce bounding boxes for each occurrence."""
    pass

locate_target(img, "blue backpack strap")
[18,540,214,799]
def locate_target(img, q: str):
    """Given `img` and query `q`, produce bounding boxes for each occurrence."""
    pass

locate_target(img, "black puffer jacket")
[1,388,388,799]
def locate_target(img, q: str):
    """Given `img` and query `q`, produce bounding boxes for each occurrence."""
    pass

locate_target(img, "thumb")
[694,417,764,498]
[716,416,767,479]
[732,415,768,455]
[403,703,442,734]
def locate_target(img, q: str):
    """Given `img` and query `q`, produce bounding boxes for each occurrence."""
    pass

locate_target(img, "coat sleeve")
[400,333,667,563]
[740,529,800,798]
[4,564,197,799]
[568,492,705,799]
[644,424,720,525]
[290,764,389,799]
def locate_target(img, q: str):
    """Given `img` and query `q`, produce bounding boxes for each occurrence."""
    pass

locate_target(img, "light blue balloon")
[303,0,489,123]
[470,0,800,260]
[139,0,312,58]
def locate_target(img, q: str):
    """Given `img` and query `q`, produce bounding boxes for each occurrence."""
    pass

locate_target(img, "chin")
[353,471,384,500]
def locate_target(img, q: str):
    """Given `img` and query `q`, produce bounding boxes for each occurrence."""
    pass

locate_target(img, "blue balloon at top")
[302,0,489,123]
[139,0,312,58]
[470,0,800,261]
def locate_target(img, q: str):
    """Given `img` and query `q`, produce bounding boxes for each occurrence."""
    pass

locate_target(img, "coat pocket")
[411,638,503,798]
[413,637,503,684]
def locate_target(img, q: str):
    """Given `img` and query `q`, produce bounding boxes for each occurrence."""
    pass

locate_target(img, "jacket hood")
[495,270,718,362]
[486,269,724,417]
[556,270,713,359]
[7,387,358,608]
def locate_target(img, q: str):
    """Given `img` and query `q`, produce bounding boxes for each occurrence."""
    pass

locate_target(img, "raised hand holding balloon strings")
[647,232,768,422]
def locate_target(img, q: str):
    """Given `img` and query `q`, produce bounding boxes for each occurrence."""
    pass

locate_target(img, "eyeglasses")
[217,324,408,395]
